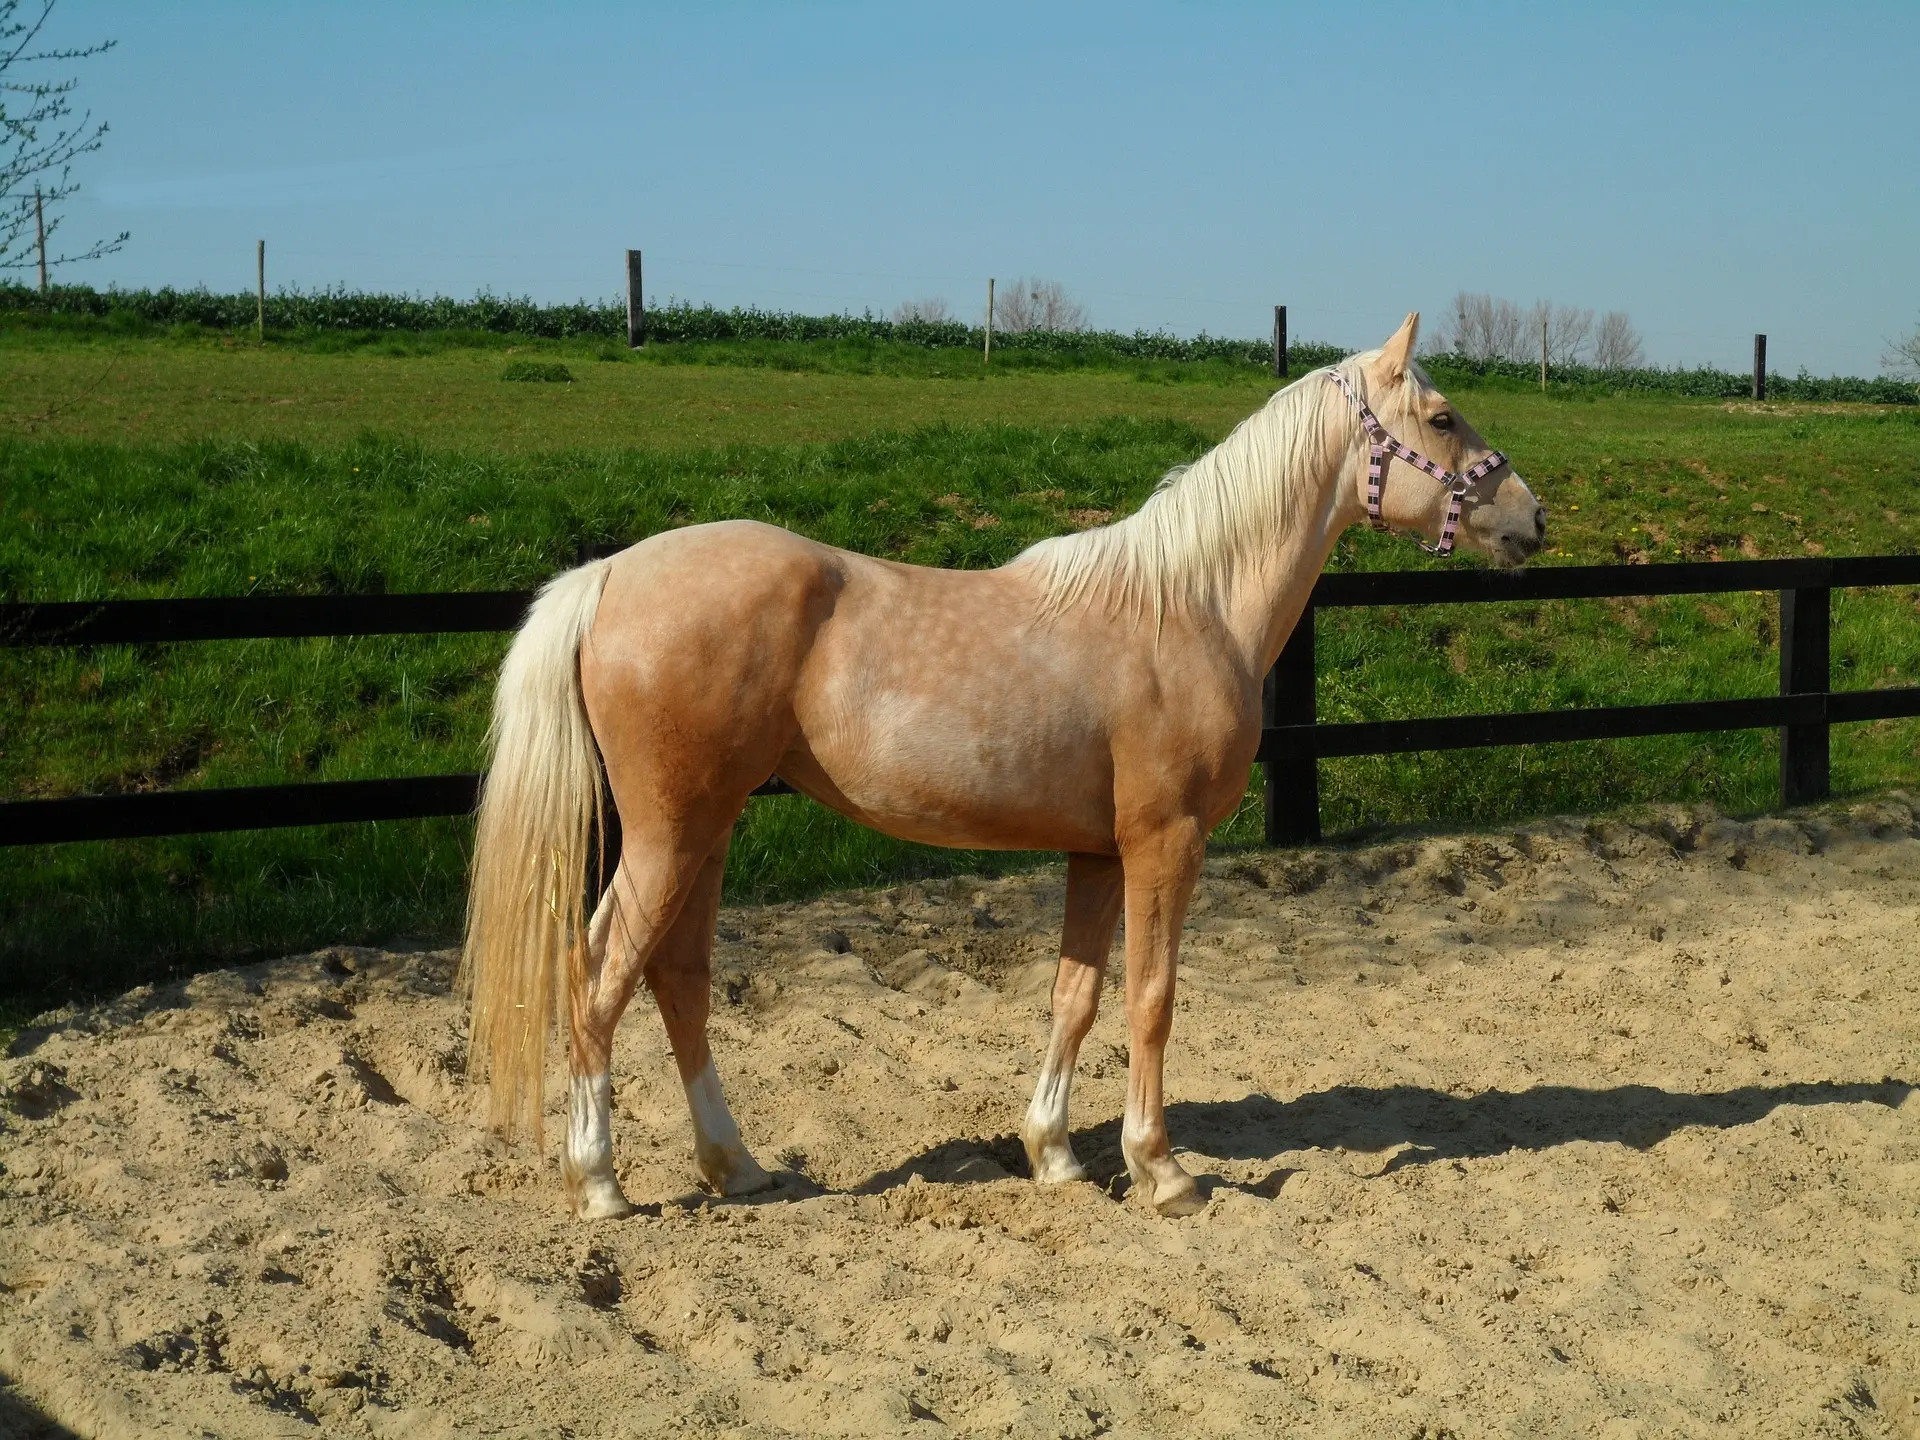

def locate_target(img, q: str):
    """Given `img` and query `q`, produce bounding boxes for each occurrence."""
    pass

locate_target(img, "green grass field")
[3,326,1918,1010]
[0,322,1282,452]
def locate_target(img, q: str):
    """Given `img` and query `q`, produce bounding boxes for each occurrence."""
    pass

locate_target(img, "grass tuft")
[501,359,573,384]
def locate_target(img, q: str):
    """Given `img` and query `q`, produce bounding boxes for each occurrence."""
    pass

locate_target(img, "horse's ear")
[1378,311,1419,380]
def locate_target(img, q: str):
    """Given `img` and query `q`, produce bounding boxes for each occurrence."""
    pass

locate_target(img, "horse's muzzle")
[1497,506,1548,569]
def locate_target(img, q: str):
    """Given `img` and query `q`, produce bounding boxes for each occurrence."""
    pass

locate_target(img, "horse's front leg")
[1119,818,1207,1216]
[1022,852,1124,1184]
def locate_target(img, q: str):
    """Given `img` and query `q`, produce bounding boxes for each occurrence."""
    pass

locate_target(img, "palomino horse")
[463,312,1545,1219]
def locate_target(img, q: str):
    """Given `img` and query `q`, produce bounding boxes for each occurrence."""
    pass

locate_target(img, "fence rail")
[4,774,485,846]
[3,555,1918,849]
[1258,554,1920,842]
[0,591,533,647]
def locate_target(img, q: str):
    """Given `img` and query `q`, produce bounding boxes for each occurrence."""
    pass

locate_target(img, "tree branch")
[0,0,122,277]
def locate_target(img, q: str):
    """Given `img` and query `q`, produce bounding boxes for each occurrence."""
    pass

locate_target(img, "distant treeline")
[3,282,1913,404]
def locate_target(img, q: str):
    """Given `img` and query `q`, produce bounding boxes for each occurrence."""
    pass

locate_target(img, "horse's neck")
[1207,397,1357,678]
[1225,487,1351,677]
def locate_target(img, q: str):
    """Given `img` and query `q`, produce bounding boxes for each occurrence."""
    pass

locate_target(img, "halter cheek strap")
[1325,368,1508,558]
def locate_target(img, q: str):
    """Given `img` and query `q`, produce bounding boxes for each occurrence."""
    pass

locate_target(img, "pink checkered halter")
[1325,368,1508,558]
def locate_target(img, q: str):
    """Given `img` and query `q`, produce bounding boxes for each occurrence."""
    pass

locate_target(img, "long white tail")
[461,557,613,1140]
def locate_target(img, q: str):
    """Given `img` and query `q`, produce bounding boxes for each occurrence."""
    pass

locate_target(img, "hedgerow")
[1421,354,1918,406]
[0,281,1343,366]
[3,282,1912,403]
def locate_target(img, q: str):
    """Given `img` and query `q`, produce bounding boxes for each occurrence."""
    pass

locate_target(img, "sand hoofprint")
[3,797,1918,1438]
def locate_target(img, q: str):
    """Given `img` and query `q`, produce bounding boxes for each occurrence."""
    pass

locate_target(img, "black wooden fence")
[3,556,1918,849]
[1259,555,1920,841]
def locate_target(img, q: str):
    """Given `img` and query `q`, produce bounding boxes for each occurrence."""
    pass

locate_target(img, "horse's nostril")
[1534,506,1547,539]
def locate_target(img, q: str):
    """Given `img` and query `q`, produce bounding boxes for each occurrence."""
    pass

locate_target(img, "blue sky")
[30,1,1920,374]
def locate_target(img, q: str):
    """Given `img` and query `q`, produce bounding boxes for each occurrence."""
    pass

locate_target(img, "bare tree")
[1884,314,1920,382]
[1434,291,1603,365]
[1,0,126,284]
[1426,292,1470,355]
[891,296,951,324]
[1437,291,1527,362]
[1593,310,1645,369]
[1533,301,1594,366]
[992,276,1089,333]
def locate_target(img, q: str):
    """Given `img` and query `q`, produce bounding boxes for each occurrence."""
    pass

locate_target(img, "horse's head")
[1340,313,1546,568]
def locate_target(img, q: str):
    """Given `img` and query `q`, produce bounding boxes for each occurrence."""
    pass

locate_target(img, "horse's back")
[581,519,1123,850]
[599,518,843,652]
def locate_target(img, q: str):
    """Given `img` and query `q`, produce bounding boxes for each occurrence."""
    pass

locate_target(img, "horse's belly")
[784,702,1115,853]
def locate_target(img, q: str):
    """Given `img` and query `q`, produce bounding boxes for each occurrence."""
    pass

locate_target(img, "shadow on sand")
[844,1077,1913,1197]
[0,1377,85,1440]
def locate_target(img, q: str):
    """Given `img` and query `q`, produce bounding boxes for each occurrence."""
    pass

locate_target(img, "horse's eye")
[1430,412,1453,431]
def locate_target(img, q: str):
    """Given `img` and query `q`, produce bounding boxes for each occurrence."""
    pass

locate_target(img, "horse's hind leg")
[642,826,773,1197]
[1021,852,1124,1184]
[564,881,641,1219]
[564,824,753,1218]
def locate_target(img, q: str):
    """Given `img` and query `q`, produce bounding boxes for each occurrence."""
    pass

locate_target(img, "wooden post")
[626,249,645,348]
[34,188,47,294]
[1539,312,1548,391]
[1779,584,1830,805]
[1263,606,1320,844]
[1272,304,1288,379]
[256,239,266,342]
[984,278,994,365]
[1753,333,1767,401]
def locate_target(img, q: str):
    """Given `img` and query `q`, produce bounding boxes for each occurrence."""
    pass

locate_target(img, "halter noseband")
[1325,368,1508,558]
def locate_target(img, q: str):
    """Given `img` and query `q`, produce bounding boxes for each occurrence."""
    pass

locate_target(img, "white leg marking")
[685,1060,773,1196]
[563,1072,634,1220]
[1022,1062,1086,1183]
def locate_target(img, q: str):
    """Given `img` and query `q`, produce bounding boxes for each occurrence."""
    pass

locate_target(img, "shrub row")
[1422,354,1919,406]
[0,281,1343,366]
[3,282,1913,403]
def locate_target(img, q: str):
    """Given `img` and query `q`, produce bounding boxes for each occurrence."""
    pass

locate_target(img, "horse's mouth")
[1495,533,1546,571]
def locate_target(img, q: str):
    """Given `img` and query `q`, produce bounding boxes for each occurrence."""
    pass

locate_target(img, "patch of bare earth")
[4,797,1920,1437]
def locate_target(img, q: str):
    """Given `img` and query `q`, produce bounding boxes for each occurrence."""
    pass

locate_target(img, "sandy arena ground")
[3,796,1919,1438]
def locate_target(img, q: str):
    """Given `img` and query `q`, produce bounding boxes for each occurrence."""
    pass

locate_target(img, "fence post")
[1753,334,1766,401]
[984,278,994,365]
[1272,305,1288,379]
[1779,583,1830,805]
[34,188,47,294]
[1263,605,1320,844]
[256,239,266,342]
[626,250,645,348]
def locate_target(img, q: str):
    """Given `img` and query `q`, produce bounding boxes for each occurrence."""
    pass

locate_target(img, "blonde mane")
[1013,354,1398,622]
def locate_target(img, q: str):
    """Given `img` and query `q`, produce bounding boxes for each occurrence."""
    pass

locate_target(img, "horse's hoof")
[723,1159,776,1197]
[1034,1158,1089,1186]
[1130,1159,1204,1217]
[1152,1179,1206,1218]
[1027,1149,1088,1185]
[1022,1129,1087,1184]
[1123,1147,1203,1216]
[575,1180,637,1221]
[700,1147,776,1197]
